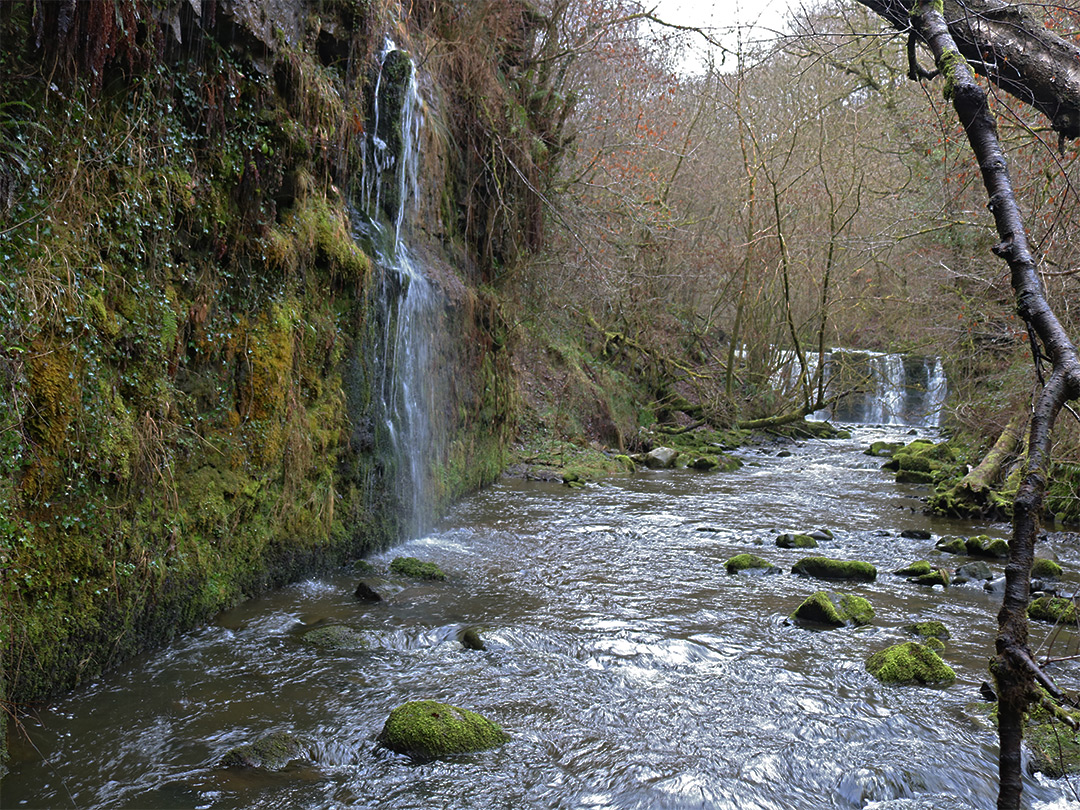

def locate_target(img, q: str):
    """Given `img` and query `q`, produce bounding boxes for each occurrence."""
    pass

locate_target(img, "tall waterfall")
[357,42,441,538]
[807,349,948,427]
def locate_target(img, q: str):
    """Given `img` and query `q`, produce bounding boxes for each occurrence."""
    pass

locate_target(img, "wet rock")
[725,553,782,575]
[983,576,1006,594]
[902,620,950,640]
[790,591,874,628]
[390,556,447,581]
[894,560,932,577]
[952,561,994,584]
[776,450,793,458]
[562,471,586,488]
[640,447,679,469]
[900,529,932,540]
[935,534,1009,559]
[865,642,955,685]
[775,532,818,549]
[1028,595,1078,624]
[865,441,904,457]
[791,556,876,582]
[1031,558,1064,581]
[220,731,304,770]
[807,529,834,542]
[378,700,510,760]
[458,627,485,650]
[911,568,949,587]
[355,577,404,602]
[979,681,997,702]
[301,624,369,650]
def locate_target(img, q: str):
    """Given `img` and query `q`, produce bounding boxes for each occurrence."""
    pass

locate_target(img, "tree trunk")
[931,411,1025,516]
[857,0,1080,141]
[873,3,1080,807]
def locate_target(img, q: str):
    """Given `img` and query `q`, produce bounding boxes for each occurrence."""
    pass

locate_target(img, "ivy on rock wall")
[0,0,521,723]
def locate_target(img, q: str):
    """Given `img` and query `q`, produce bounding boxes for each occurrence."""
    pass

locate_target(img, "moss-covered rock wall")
[0,0,525,757]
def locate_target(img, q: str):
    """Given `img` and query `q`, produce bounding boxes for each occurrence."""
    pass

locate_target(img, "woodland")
[1,0,1080,807]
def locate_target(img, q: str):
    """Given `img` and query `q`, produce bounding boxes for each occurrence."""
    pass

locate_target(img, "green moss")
[1032,558,1064,580]
[1027,701,1080,777]
[935,536,968,555]
[866,642,955,685]
[865,441,903,457]
[791,556,877,582]
[894,560,933,576]
[725,553,780,575]
[775,532,818,549]
[903,620,951,640]
[378,700,510,760]
[912,568,950,587]
[220,731,304,769]
[1029,596,1078,624]
[938,49,969,101]
[791,591,874,627]
[390,556,447,581]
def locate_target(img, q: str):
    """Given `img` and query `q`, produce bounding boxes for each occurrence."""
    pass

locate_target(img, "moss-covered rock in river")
[902,620,951,640]
[952,561,994,584]
[220,731,304,770]
[935,534,1009,559]
[390,556,447,581]
[911,568,949,587]
[1032,558,1064,581]
[866,642,955,685]
[725,553,781,575]
[1026,701,1080,778]
[1028,596,1078,624]
[882,439,963,486]
[894,560,932,577]
[865,441,904,457]
[775,532,818,549]
[791,591,874,627]
[378,700,510,760]
[791,556,877,582]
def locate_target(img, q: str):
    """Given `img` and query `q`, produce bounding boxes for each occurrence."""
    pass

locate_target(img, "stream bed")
[6,424,1080,809]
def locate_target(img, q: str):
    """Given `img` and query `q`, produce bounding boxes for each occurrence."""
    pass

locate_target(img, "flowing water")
[7,423,1080,810]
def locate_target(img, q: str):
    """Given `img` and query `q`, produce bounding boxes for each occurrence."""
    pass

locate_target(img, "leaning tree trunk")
[855,1,1080,807]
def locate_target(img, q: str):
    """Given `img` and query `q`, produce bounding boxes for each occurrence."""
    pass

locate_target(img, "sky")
[651,0,803,70]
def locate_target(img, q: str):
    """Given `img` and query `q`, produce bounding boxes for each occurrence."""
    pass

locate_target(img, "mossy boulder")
[882,439,962,487]
[903,620,950,640]
[688,455,718,470]
[791,556,877,582]
[1026,702,1080,777]
[911,568,949,587]
[301,625,369,650]
[935,534,1009,559]
[725,553,781,575]
[390,556,447,581]
[894,560,932,577]
[865,441,904,457]
[865,642,955,685]
[378,700,510,760]
[1032,558,1064,581]
[1029,596,1078,624]
[791,591,874,627]
[935,536,968,555]
[220,731,304,770]
[775,532,818,549]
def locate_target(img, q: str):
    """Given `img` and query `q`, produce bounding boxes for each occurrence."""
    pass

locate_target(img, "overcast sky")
[652,0,803,70]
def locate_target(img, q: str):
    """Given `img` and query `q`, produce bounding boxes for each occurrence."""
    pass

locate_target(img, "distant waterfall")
[357,42,441,538]
[807,349,948,427]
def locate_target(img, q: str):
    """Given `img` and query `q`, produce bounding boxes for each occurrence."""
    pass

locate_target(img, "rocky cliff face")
[0,0,527,746]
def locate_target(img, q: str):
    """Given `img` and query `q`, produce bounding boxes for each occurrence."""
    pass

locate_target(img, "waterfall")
[804,349,948,427]
[358,43,440,538]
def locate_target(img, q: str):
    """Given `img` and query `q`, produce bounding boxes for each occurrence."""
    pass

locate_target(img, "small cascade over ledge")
[355,40,442,539]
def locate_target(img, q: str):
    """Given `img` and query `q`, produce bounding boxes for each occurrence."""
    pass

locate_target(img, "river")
[6,423,1080,809]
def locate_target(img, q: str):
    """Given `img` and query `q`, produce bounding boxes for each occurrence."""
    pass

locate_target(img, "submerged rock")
[791,556,877,582]
[301,624,369,650]
[220,731,304,770]
[390,556,447,581]
[790,591,874,627]
[458,627,485,650]
[775,532,818,549]
[725,553,782,575]
[900,529,932,540]
[865,642,955,685]
[378,700,510,760]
